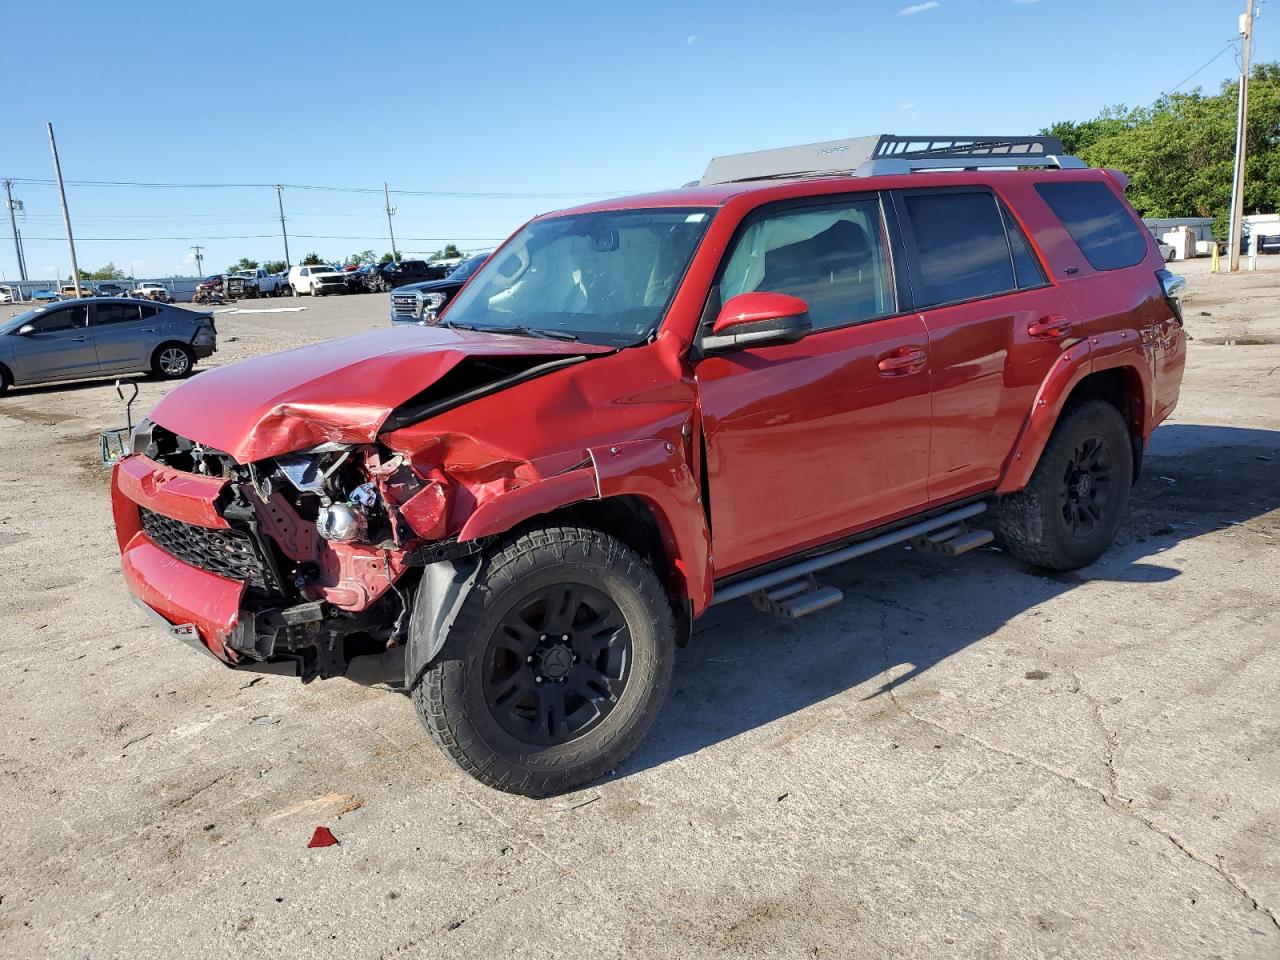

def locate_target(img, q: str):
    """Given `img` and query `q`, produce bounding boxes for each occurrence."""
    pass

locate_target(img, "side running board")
[711,501,990,614]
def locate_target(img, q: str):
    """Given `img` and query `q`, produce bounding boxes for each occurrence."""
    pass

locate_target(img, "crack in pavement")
[883,693,1280,934]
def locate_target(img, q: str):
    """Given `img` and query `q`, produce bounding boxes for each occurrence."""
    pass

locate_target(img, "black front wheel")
[413,526,675,796]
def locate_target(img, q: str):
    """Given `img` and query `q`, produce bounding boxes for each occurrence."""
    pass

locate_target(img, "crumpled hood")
[148,326,609,463]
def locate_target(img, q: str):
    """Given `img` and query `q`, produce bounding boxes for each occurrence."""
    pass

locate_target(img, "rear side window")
[94,303,142,325]
[1035,181,1148,271]
[1000,204,1047,289]
[719,197,896,331]
[900,191,1015,307]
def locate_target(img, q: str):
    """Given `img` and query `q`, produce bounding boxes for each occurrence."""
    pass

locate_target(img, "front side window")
[31,305,87,332]
[444,207,713,346]
[719,197,894,331]
[1035,181,1148,271]
[901,191,1017,307]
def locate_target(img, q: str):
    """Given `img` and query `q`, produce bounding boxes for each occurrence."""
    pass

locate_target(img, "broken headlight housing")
[271,447,397,545]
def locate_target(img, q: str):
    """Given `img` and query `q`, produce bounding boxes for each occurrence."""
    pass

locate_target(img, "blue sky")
[0,0,1270,281]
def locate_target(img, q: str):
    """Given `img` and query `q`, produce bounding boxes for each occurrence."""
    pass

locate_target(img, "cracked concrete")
[1,263,1278,959]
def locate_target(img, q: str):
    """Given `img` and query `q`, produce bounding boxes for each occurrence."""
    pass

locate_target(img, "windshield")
[442,208,713,346]
[448,254,488,281]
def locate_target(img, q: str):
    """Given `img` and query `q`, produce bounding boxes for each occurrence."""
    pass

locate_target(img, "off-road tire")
[151,343,195,379]
[412,526,675,797]
[998,399,1133,571]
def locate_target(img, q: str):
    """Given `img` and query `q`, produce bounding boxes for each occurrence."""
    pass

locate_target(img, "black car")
[365,259,447,293]
[1258,233,1280,254]
[389,253,491,323]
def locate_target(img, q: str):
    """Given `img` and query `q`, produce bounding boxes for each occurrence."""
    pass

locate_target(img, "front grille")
[140,508,268,588]
[391,294,419,317]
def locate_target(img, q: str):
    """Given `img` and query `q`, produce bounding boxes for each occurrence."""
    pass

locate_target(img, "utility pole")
[4,179,27,282]
[190,245,205,277]
[47,123,83,297]
[1227,0,1256,273]
[381,180,396,259]
[275,184,291,268]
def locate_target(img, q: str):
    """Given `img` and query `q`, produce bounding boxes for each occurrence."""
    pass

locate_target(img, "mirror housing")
[702,291,811,355]
[16,323,36,336]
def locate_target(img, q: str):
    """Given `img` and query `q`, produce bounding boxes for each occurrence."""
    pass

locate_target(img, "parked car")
[1257,233,1280,254]
[0,298,216,392]
[1154,237,1175,261]
[95,282,129,297]
[364,259,444,292]
[59,283,92,299]
[0,285,15,304]
[110,135,1185,797]
[288,264,348,296]
[389,252,492,323]
[31,289,58,302]
[231,267,286,297]
[132,282,173,303]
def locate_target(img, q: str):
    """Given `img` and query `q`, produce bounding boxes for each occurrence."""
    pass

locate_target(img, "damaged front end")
[115,419,507,683]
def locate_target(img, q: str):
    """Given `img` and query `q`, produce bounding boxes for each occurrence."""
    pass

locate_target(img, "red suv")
[112,135,1186,796]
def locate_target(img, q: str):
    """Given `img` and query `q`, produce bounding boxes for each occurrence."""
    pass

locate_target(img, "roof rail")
[699,134,1086,186]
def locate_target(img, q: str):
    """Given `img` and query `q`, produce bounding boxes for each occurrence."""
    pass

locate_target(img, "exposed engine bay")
[127,420,490,682]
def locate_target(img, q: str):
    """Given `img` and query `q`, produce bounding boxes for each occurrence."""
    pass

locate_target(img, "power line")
[19,233,508,242]
[2,177,639,199]
[1166,38,1240,93]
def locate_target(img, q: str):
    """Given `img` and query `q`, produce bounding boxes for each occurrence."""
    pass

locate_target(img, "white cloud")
[899,1,940,14]
[899,100,916,111]
[686,34,697,46]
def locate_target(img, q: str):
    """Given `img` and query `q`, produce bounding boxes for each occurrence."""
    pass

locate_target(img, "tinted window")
[1001,205,1047,289]
[719,198,895,331]
[1035,181,1147,271]
[31,305,87,332]
[94,303,142,325]
[902,191,1015,307]
[139,304,161,319]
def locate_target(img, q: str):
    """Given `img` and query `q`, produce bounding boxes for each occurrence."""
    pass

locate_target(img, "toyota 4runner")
[112,135,1186,796]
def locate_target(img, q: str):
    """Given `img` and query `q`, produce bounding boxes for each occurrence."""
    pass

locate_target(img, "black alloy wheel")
[1060,433,1114,538]
[482,582,631,746]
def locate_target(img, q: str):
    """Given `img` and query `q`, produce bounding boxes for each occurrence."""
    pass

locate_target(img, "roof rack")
[699,134,1085,186]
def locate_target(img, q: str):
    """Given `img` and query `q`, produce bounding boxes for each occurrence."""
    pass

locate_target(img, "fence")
[0,277,205,303]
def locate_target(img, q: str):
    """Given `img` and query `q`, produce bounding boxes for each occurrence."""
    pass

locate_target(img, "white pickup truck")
[231,267,285,297]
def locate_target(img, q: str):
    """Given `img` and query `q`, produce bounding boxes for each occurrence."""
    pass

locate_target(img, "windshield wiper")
[488,324,580,342]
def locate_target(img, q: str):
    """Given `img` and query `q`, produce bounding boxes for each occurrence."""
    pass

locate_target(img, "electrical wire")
[1167,38,1240,94]
[3,177,639,199]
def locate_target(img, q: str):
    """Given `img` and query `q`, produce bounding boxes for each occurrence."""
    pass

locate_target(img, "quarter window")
[1001,205,1047,289]
[719,198,895,331]
[901,191,1016,307]
[1035,181,1148,271]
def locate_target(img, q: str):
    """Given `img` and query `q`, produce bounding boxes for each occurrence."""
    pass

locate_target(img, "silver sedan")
[0,298,217,392]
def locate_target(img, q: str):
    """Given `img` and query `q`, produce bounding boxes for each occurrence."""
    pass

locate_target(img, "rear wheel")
[152,343,194,379]
[413,526,675,797]
[998,399,1134,570]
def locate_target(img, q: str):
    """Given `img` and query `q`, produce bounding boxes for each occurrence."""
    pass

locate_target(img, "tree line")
[1042,62,1280,235]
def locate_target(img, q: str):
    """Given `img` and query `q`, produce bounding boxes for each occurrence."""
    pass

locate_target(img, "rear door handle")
[140,327,157,332]
[1028,316,1074,339]
[70,336,88,342]
[877,347,928,375]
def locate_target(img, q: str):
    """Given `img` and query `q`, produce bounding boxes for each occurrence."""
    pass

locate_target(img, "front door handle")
[70,336,88,342]
[140,327,157,332]
[1028,315,1074,339]
[877,347,928,375]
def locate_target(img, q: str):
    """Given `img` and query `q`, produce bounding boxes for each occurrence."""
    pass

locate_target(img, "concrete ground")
[0,266,1277,959]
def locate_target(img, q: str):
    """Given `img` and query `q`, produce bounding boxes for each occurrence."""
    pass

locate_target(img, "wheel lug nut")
[535,676,543,684]
[561,634,569,641]
[526,655,533,662]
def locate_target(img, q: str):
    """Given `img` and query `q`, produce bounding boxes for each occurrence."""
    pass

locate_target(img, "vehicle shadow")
[0,374,149,399]
[616,423,1280,782]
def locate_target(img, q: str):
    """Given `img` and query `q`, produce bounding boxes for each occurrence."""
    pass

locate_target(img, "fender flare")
[996,331,1152,494]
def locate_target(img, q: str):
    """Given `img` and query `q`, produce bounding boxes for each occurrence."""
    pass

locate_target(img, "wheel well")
[1061,367,1145,480]
[513,495,692,644]
[151,340,192,363]
[0,360,11,386]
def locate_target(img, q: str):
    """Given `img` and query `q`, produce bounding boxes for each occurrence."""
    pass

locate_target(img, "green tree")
[226,257,260,273]
[301,252,327,266]
[428,243,464,261]
[379,251,399,264]
[345,249,376,267]
[77,262,126,281]
[1042,62,1280,236]
[262,260,286,274]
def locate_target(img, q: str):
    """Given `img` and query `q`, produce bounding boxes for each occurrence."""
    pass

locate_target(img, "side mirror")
[16,323,36,336]
[701,291,811,355]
